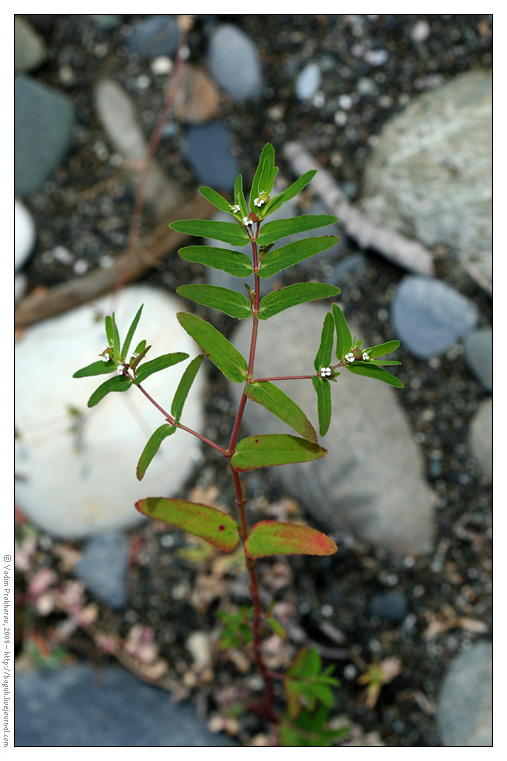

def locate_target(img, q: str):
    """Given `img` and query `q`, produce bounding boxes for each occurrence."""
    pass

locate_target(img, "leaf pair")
[135,497,337,559]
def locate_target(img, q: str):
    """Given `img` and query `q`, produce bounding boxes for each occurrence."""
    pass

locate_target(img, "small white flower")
[117,365,125,375]
[231,204,240,213]
[345,352,355,363]
[132,353,139,359]
[101,353,110,363]
[362,351,370,361]
[243,216,253,226]
[254,197,265,208]
[319,367,332,377]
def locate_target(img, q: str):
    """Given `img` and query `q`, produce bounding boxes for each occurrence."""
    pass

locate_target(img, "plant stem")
[251,375,315,382]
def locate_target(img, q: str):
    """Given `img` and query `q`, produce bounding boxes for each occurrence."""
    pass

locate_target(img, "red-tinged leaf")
[231,434,327,471]
[245,382,317,443]
[245,520,337,559]
[135,497,240,552]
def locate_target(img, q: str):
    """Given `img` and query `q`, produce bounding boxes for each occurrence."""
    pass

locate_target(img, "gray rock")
[469,398,492,481]
[15,76,75,196]
[208,24,262,101]
[230,304,434,554]
[437,642,492,746]
[127,15,181,57]
[361,70,492,289]
[185,123,239,191]
[369,592,408,623]
[15,664,236,746]
[464,328,492,392]
[15,16,46,72]
[296,62,321,101]
[75,532,130,609]
[94,78,183,220]
[391,276,478,359]
[90,15,124,31]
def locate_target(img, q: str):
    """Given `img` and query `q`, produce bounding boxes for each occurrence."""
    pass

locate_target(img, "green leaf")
[178,245,253,278]
[346,362,404,388]
[312,376,332,437]
[258,236,339,279]
[231,434,327,471]
[177,312,248,383]
[257,215,338,245]
[111,312,121,355]
[364,340,401,359]
[73,360,116,378]
[104,315,114,349]
[171,355,204,423]
[245,520,337,559]
[176,285,252,319]
[234,174,248,218]
[135,497,240,552]
[245,382,317,443]
[314,312,335,371]
[133,339,147,355]
[169,219,250,247]
[264,170,317,217]
[87,375,132,408]
[130,343,150,372]
[366,359,401,366]
[332,303,352,359]
[265,616,286,640]
[199,186,235,215]
[258,283,340,319]
[250,143,276,211]
[121,305,143,361]
[136,424,176,480]
[134,353,189,384]
[279,707,348,747]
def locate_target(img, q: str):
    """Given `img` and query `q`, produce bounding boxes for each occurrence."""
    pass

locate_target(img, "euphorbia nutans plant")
[74,143,403,746]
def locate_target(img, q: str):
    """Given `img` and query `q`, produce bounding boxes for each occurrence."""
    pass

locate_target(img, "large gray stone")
[361,70,492,288]
[230,304,434,554]
[208,24,262,101]
[15,664,235,746]
[15,16,46,72]
[464,328,492,392]
[391,276,479,359]
[75,532,130,609]
[437,642,492,746]
[15,76,75,195]
[184,123,239,191]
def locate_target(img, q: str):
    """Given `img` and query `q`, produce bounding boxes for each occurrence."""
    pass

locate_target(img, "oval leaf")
[178,245,253,278]
[346,362,404,388]
[257,215,338,246]
[264,170,317,217]
[246,382,317,443]
[258,236,339,279]
[258,283,340,320]
[73,360,116,378]
[169,219,249,247]
[314,312,335,372]
[137,424,176,480]
[199,186,236,215]
[332,303,352,359]
[312,376,332,437]
[135,497,240,552]
[177,285,252,319]
[231,434,327,471]
[364,340,401,359]
[87,375,132,408]
[250,143,276,212]
[134,352,189,384]
[177,312,248,383]
[171,355,204,423]
[245,520,337,559]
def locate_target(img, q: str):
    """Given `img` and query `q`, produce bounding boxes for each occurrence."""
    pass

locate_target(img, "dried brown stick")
[14,195,212,328]
[283,141,435,277]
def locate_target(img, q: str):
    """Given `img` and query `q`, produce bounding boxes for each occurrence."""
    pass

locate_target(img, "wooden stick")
[14,195,212,328]
[283,141,435,277]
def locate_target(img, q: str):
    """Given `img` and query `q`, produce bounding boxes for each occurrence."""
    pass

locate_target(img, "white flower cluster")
[101,353,110,363]
[254,197,265,208]
[345,352,355,363]
[243,216,253,226]
[362,351,370,361]
[231,204,240,213]
[117,365,125,375]
[319,367,332,377]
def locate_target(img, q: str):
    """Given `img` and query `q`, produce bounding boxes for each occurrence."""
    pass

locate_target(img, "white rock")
[295,63,321,102]
[15,286,205,538]
[15,199,36,271]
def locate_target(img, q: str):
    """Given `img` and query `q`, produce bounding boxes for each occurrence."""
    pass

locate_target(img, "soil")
[15,14,492,747]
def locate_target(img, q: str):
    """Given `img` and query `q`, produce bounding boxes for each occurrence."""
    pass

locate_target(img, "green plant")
[74,143,403,745]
